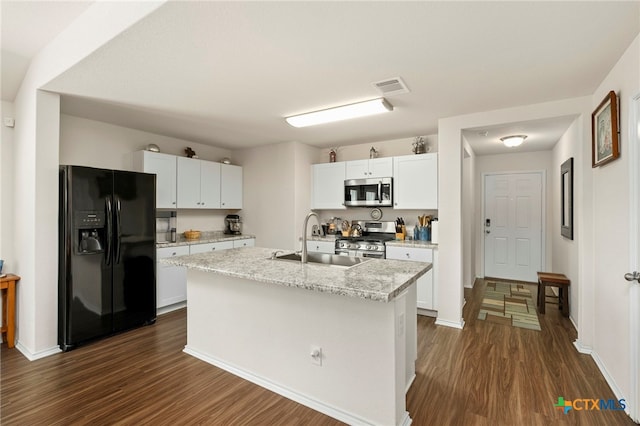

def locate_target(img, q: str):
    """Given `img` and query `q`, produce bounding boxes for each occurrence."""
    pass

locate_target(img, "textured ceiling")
[3,1,640,153]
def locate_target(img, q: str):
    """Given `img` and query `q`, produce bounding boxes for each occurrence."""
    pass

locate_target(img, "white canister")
[430,220,439,244]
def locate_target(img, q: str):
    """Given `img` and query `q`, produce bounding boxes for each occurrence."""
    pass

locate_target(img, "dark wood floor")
[1,279,635,425]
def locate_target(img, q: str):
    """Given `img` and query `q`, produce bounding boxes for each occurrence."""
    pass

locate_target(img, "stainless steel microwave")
[344,177,393,207]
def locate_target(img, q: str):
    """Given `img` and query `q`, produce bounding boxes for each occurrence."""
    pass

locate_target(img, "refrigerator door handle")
[115,196,122,264]
[105,197,113,266]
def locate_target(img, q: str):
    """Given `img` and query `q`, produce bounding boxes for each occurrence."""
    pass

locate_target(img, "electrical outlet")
[310,346,322,366]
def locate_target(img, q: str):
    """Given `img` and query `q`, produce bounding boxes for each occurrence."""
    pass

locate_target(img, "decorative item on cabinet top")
[146,143,160,152]
[329,148,337,163]
[412,136,428,154]
[185,147,197,158]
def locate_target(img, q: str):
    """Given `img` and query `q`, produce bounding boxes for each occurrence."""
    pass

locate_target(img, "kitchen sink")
[271,252,369,268]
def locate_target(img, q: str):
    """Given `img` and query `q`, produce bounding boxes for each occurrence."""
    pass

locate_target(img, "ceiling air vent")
[372,77,409,96]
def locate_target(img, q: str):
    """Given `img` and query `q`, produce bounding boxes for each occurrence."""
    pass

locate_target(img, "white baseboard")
[417,308,436,318]
[184,345,409,426]
[15,341,61,361]
[157,301,186,315]
[589,349,630,418]
[573,340,633,419]
[573,339,592,354]
[435,317,465,329]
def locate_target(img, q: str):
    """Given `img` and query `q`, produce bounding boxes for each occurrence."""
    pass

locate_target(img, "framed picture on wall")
[561,157,573,240]
[592,90,620,167]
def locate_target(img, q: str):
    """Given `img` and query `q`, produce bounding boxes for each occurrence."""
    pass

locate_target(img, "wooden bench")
[537,272,570,317]
[1,274,20,348]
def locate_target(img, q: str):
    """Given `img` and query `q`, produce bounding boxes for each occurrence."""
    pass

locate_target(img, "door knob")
[624,271,640,283]
[485,230,491,234]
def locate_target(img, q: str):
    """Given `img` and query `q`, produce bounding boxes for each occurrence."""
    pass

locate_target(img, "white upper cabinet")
[177,157,221,208]
[345,157,393,180]
[199,160,222,208]
[220,164,243,209]
[131,151,177,208]
[133,151,242,210]
[393,153,438,210]
[311,162,346,210]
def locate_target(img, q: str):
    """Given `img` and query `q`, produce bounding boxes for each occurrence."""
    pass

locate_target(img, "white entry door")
[628,93,640,422]
[484,172,543,282]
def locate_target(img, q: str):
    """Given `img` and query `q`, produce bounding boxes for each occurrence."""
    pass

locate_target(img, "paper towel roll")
[430,220,439,244]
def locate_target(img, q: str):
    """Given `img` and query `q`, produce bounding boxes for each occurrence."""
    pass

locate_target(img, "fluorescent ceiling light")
[285,98,393,128]
[500,135,527,148]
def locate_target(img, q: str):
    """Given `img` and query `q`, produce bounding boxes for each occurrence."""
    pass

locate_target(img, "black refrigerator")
[59,165,156,351]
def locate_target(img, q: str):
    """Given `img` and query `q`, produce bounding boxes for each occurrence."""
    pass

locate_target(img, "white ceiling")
[0,0,93,101]
[2,1,639,154]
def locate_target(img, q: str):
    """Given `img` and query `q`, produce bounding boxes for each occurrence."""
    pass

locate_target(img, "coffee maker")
[224,214,242,235]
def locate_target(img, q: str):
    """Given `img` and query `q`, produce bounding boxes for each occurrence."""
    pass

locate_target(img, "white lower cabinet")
[157,246,190,310]
[233,238,255,248]
[157,238,255,313]
[189,240,234,254]
[386,246,437,312]
[306,240,336,254]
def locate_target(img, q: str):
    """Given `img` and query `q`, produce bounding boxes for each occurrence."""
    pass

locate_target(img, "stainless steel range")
[335,221,396,259]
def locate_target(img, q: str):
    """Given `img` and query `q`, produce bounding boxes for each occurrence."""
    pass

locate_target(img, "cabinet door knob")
[202,202,205,205]
[406,253,410,258]
[211,247,216,250]
[172,202,176,205]
[172,252,177,256]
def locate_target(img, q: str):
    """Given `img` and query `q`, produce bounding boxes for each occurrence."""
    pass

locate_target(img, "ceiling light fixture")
[285,98,393,128]
[500,135,527,148]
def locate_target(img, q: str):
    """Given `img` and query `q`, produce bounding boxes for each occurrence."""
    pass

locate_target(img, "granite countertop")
[386,240,438,249]
[306,235,340,242]
[161,246,430,302]
[157,231,256,248]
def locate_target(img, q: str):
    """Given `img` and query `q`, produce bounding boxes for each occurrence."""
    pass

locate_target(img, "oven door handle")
[378,181,382,203]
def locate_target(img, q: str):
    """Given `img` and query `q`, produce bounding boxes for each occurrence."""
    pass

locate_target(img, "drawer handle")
[172,252,177,256]
[211,247,216,251]
[405,253,410,258]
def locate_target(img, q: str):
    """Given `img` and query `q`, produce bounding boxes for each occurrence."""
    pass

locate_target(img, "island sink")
[273,252,369,268]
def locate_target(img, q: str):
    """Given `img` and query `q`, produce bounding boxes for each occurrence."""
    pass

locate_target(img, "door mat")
[477,282,541,331]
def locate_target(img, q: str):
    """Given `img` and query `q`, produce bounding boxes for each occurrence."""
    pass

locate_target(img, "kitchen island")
[163,247,430,426]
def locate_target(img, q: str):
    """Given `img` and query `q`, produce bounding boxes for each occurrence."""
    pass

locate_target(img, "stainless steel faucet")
[302,211,322,263]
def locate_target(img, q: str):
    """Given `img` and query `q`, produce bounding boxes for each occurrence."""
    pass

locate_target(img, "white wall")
[588,33,639,406]
[234,142,298,250]
[551,118,581,326]
[11,2,164,359]
[462,138,476,288]
[0,101,16,336]
[1,101,15,272]
[294,142,321,249]
[317,135,438,164]
[474,150,554,278]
